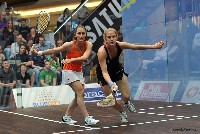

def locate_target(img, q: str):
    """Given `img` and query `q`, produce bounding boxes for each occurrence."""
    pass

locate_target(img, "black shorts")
[96,67,128,86]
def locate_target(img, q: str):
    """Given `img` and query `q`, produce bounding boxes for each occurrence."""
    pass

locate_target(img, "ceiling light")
[14,1,102,18]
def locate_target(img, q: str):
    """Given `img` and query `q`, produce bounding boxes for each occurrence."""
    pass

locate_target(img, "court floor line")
[53,114,200,134]
[0,103,198,134]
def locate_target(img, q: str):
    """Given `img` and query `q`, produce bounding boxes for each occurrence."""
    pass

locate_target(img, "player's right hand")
[111,83,118,92]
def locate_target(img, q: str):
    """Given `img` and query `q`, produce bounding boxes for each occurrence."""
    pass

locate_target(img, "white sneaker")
[126,101,136,113]
[85,116,99,126]
[97,94,115,107]
[120,111,128,123]
[62,115,77,124]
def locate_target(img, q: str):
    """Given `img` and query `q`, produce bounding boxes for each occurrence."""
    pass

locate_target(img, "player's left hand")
[154,41,164,49]
[61,59,73,64]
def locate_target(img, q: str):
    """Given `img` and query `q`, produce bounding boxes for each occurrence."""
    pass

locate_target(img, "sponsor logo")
[186,86,199,98]
[139,83,173,101]
[84,87,122,101]
[33,89,60,107]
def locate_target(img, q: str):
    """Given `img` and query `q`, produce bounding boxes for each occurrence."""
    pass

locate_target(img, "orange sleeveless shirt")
[63,41,86,72]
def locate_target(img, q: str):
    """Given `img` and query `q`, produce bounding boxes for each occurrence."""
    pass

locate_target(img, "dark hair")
[28,37,34,41]
[38,35,45,40]
[2,59,7,62]
[63,8,69,14]
[21,18,27,22]
[5,7,10,11]
[20,44,27,49]
[20,64,26,68]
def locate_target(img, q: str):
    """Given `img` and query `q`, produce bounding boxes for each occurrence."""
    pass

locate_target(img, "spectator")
[3,23,19,59]
[145,32,179,78]
[3,30,20,59]
[47,53,62,85]
[38,36,54,52]
[30,44,46,87]
[63,24,71,41]
[0,2,6,14]
[19,18,30,41]
[26,37,34,53]
[26,27,38,44]
[16,64,31,88]
[0,59,16,107]
[0,12,7,33]
[5,7,13,21]
[12,13,21,30]
[14,44,35,86]
[55,39,66,68]
[0,45,5,68]
[77,0,89,24]
[39,60,57,86]
[82,51,96,83]
[10,34,26,59]
[2,20,15,44]
[57,8,70,36]
[0,12,7,49]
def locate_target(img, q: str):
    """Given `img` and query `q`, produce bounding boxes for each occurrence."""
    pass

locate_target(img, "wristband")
[108,81,115,87]
[38,51,43,56]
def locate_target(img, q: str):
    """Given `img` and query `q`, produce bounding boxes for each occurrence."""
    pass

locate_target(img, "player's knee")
[76,88,84,97]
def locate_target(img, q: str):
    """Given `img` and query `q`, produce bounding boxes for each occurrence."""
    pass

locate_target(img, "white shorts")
[62,70,84,85]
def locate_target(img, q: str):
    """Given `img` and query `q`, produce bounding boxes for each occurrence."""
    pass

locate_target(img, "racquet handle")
[113,85,118,91]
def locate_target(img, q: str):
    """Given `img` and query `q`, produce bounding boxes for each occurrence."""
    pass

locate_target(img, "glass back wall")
[122,0,200,103]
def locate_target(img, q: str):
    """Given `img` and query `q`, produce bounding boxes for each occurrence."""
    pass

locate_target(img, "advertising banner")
[84,83,122,102]
[13,85,75,108]
[181,81,200,103]
[12,83,122,108]
[135,81,180,102]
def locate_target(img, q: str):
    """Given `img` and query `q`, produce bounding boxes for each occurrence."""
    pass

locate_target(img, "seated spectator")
[0,12,7,33]
[19,18,30,41]
[10,34,26,59]
[30,44,46,87]
[0,45,5,68]
[47,54,62,85]
[5,7,13,21]
[2,21,15,59]
[12,13,21,30]
[132,32,179,78]
[145,33,179,78]
[39,60,57,87]
[2,20,15,44]
[26,27,38,44]
[0,59,16,107]
[55,39,66,68]
[26,37,34,53]
[38,35,54,52]
[16,64,31,88]
[14,44,35,86]
[3,40,11,60]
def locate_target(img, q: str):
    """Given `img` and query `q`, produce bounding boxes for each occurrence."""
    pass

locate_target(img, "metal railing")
[54,0,89,35]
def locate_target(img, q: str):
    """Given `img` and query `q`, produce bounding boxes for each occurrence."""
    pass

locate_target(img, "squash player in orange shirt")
[31,25,99,126]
